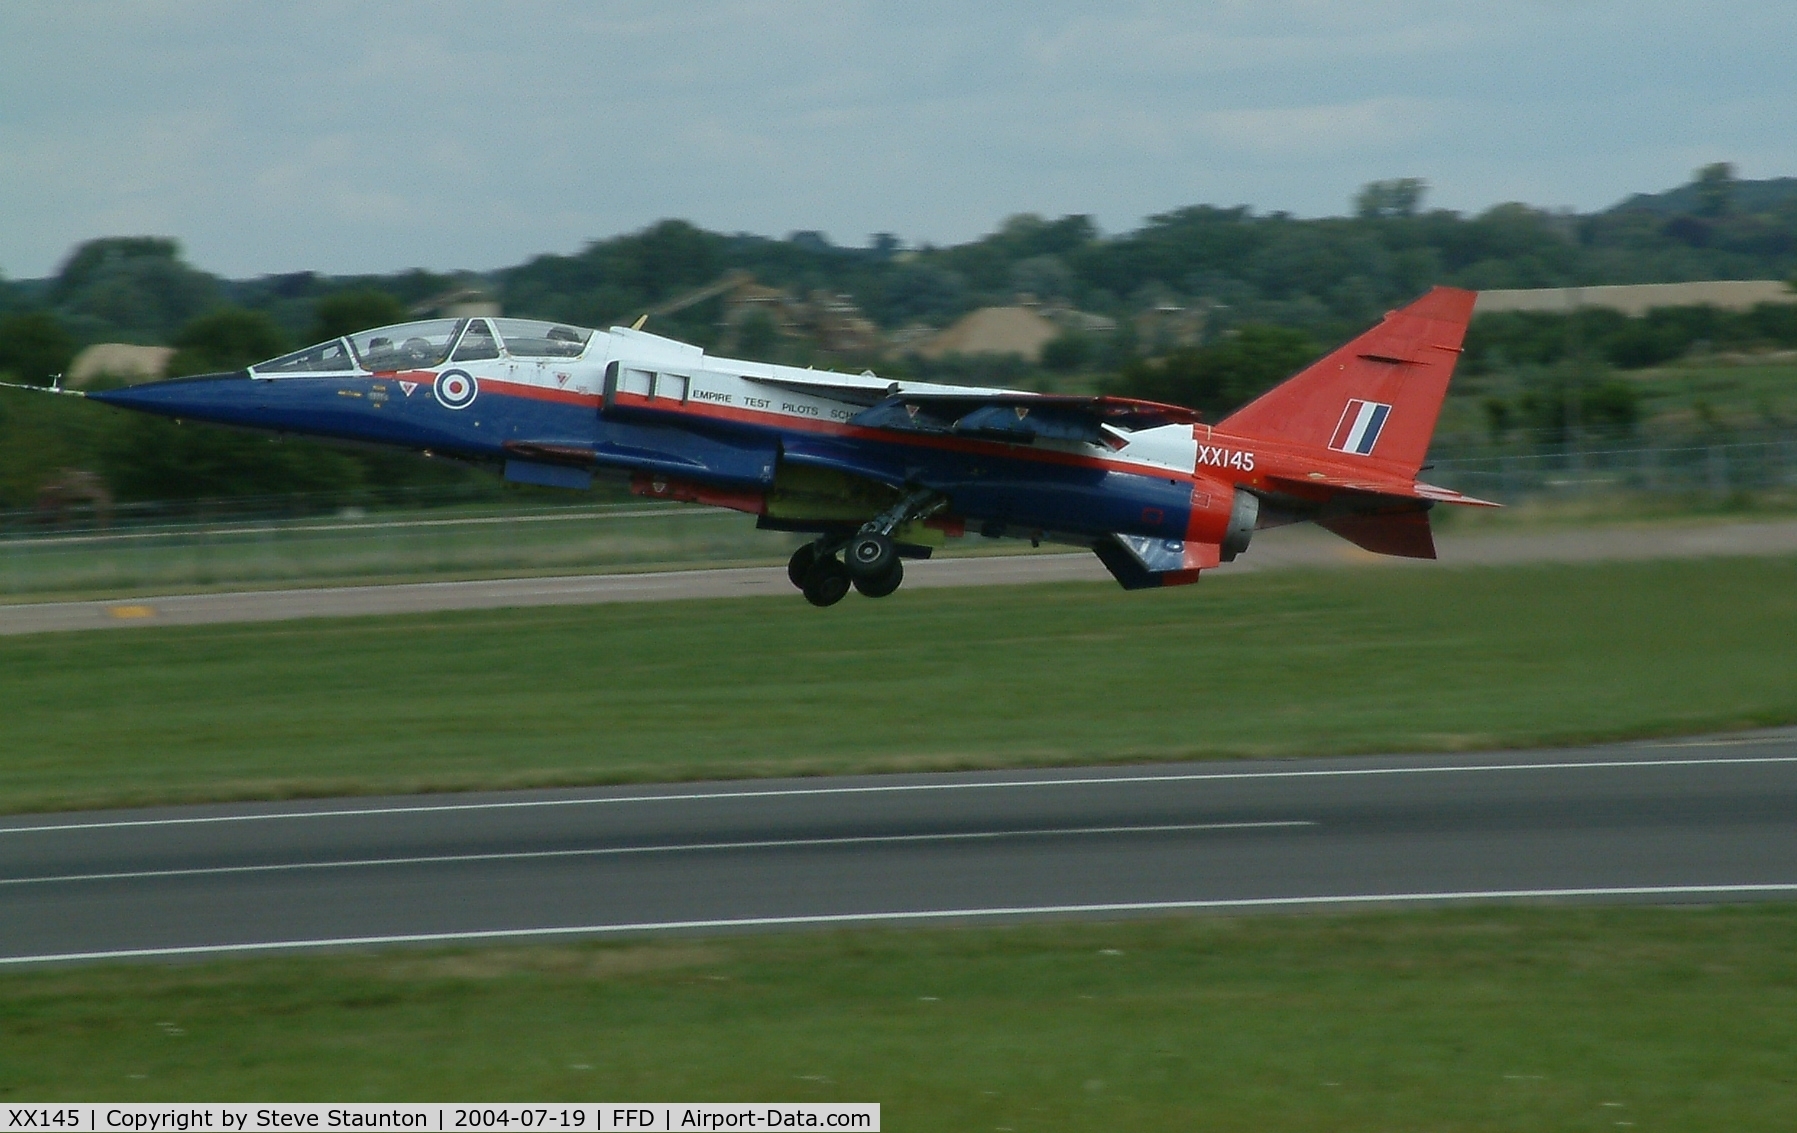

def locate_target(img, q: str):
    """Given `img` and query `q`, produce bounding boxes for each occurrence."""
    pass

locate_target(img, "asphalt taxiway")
[3,730,1794,965]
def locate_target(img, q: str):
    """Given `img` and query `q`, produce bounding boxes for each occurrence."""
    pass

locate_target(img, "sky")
[3,1,1796,280]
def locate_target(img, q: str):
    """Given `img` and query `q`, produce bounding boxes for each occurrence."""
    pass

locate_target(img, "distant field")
[1633,358,1797,428]
[1,556,1793,814]
[4,905,1795,1127]
[1437,356,1797,444]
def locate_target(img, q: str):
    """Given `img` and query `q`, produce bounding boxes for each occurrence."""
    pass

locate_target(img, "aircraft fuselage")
[81,290,1493,603]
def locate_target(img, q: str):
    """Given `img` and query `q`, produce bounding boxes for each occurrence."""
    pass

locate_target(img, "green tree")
[99,418,368,501]
[1111,325,1316,416]
[1009,255,1076,301]
[734,309,780,360]
[50,237,182,302]
[310,290,408,342]
[48,236,218,339]
[1693,162,1736,218]
[1354,178,1427,220]
[166,308,289,376]
[871,263,970,327]
[1483,396,1515,444]
[1039,331,1092,373]
[0,312,78,386]
[1511,362,1641,445]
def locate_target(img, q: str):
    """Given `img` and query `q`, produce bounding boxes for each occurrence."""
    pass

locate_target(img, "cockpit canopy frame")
[249,317,598,378]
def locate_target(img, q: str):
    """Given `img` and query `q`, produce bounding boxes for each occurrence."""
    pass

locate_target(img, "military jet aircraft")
[45,286,1494,605]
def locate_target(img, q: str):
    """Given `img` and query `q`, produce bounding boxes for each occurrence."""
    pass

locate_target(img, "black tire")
[801,556,852,607]
[845,533,897,579]
[787,542,819,589]
[852,559,903,598]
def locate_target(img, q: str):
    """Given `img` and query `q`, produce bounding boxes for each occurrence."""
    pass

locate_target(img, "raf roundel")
[433,369,478,410]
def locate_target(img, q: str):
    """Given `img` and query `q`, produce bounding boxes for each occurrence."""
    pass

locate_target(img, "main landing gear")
[787,490,941,607]
[787,537,903,606]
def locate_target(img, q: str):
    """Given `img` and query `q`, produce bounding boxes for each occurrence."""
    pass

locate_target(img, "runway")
[3,730,1795,965]
[4,517,1795,635]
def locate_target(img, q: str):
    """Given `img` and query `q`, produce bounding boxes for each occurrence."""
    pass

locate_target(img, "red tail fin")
[1218,287,1477,475]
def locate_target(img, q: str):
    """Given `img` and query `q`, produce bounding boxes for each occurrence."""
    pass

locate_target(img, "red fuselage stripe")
[461,377,1422,499]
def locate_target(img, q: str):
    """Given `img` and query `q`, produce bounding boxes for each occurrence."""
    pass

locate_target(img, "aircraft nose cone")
[86,371,257,420]
[88,377,253,417]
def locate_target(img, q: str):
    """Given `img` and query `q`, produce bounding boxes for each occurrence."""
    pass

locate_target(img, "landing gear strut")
[786,488,943,607]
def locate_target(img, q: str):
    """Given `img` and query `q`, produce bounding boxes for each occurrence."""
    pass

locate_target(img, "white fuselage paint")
[461,326,1212,480]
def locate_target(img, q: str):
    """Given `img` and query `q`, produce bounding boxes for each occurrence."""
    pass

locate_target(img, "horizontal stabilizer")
[1266,473,1500,509]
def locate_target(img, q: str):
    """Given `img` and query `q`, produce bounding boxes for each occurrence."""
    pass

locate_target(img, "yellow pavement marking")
[106,605,157,620]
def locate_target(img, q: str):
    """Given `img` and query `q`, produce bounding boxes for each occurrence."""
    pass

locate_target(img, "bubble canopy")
[249,318,598,376]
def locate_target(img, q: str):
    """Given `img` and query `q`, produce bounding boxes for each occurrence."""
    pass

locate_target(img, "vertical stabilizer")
[1218,287,1477,475]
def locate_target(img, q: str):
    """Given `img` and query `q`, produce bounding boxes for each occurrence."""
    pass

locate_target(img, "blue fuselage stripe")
[90,375,1199,542]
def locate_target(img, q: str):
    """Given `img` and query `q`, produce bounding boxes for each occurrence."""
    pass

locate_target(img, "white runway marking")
[3,751,1793,834]
[0,821,1311,885]
[4,883,1794,966]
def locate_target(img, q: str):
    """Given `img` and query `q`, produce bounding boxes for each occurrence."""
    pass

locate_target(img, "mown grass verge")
[3,906,1795,1127]
[2,556,1794,814]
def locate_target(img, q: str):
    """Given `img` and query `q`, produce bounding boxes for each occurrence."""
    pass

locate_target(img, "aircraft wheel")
[787,542,820,589]
[845,533,897,579]
[801,556,852,607]
[852,558,903,598]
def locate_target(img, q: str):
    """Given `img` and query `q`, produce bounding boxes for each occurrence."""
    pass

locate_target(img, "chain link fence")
[4,434,1794,599]
[0,493,795,599]
[1427,436,1797,502]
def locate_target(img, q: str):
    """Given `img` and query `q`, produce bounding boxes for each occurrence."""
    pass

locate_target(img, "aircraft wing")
[848,392,1204,446]
[734,368,1204,438]
[737,371,895,406]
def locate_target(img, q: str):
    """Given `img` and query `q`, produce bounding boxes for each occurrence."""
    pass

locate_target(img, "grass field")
[1632,358,1797,429]
[0,500,1056,604]
[0,502,803,601]
[2,556,1794,814]
[3,906,1795,1126]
